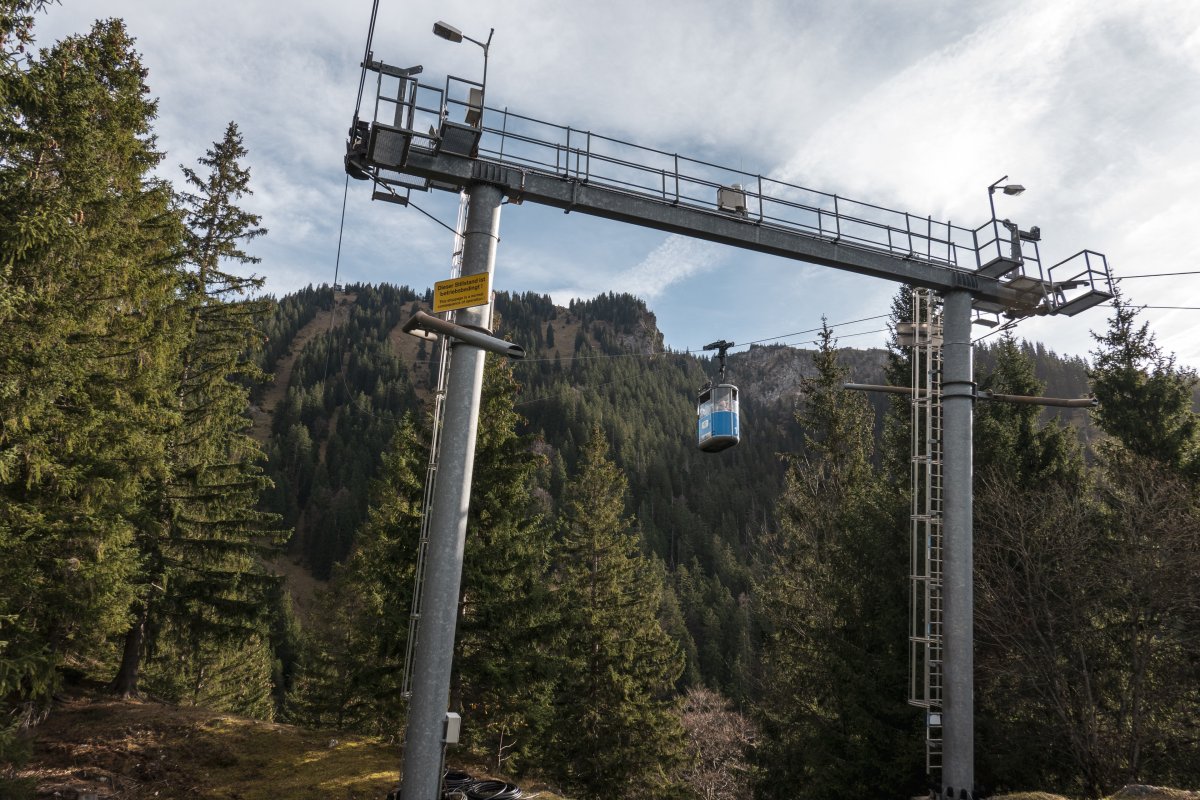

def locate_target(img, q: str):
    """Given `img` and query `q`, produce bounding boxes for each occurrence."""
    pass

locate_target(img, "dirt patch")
[386,301,436,404]
[266,554,328,626]
[542,313,585,363]
[250,292,357,444]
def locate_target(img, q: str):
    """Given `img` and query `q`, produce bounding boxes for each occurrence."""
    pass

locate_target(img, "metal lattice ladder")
[907,288,945,775]
[401,191,470,698]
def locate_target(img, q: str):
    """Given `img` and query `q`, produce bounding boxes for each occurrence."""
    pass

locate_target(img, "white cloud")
[618,235,726,300]
[550,235,725,304]
[31,0,1200,367]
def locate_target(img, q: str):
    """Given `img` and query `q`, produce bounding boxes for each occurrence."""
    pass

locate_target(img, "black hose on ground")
[464,779,521,800]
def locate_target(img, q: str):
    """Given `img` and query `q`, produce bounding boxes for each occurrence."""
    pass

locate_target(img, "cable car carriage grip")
[697,339,739,452]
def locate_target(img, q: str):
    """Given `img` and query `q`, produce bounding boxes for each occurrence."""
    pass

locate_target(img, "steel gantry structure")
[346,29,1114,800]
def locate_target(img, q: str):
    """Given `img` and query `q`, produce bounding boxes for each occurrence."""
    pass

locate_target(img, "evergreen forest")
[3,4,1200,799]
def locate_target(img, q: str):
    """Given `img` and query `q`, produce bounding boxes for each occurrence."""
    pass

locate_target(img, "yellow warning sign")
[433,273,491,313]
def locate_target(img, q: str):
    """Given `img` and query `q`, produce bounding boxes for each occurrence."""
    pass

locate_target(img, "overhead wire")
[971,319,1021,345]
[512,324,893,407]
[738,313,892,347]
[512,318,894,366]
[1115,270,1200,279]
[1136,305,1200,310]
[322,172,353,383]
[354,0,381,122]
[325,0,381,385]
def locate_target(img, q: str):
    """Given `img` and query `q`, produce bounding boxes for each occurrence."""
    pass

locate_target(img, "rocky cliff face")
[721,343,891,406]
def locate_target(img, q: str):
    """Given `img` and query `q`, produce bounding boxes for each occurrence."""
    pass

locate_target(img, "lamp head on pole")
[432,21,464,43]
[988,175,1026,196]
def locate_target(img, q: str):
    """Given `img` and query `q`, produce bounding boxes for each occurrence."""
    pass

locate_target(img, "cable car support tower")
[345,18,1115,800]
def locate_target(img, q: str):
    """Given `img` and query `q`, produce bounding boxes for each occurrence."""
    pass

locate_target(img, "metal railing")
[355,66,1112,317]
[474,104,993,270]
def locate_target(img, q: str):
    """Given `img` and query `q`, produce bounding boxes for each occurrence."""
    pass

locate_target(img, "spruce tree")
[974,333,1083,487]
[453,357,556,772]
[970,335,1090,790]
[1089,291,1198,475]
[754,323,921,799]
[111,123,282,707]
[549,426,686,800]
[301,357,557,754]
[1,18,185,710]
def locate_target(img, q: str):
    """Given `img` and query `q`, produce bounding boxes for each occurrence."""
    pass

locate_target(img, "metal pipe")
[400,182,503,800]
[402,310,525,359]
[843,383,920,397]
[978,391,1096,408]
[940,289,974,797]
[843,383,1097,408]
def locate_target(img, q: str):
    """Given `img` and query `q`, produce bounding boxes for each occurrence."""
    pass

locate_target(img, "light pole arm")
[464,29,493,114]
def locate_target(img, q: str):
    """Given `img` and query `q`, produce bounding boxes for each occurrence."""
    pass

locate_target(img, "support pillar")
[400,182,503,800]
[940,289,974,798]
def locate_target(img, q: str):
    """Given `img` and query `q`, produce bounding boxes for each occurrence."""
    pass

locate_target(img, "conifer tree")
[1041,295,1200,790]
[968,307,1200,793]
[1089,291,1198,475]
[974,333,1083,487]
[300,357,556,753]
[754,323,920,799]
[296,412,426,733]
[453,358,556,772]
[970,334,1090,789]
[549,427,686,800]
[111,123,282,704]
[1,18,185,713]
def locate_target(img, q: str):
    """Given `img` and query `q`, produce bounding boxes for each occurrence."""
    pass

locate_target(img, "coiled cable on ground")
[443,770,474,791]
[440,770,523,800]
[465,779,521,800]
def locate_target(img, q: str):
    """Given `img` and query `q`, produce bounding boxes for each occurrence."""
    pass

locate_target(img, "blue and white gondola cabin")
[697,383,739,452]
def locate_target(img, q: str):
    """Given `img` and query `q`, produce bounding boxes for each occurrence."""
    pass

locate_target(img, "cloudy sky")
[36,1,1200,368]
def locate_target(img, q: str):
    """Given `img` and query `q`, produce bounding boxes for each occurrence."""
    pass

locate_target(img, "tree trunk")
[111,602,148,697]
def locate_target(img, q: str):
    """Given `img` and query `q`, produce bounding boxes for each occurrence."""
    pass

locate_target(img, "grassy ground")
[14,689,1196,799]
[16,689,565,800]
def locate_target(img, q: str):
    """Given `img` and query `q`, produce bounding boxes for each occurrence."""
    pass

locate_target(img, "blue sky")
[37,0,1200,368]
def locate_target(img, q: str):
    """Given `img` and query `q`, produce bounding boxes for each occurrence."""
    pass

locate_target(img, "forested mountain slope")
[252,284,1097,700]
[7,6,1197,795]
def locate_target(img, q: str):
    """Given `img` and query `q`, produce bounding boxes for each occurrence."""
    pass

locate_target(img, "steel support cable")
[353,0,382,121]
[512,327,892,408]
[512,320,894,365]
[1137,305,1200,310]
[1094,301,1200,311]
[1116,270,1200,278]
[971,298,1200,345]
[740,312,892,347]
[971,319,1020,345]
[371,180,462,236]
[407,199,461,235]
[322,171,353,383]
